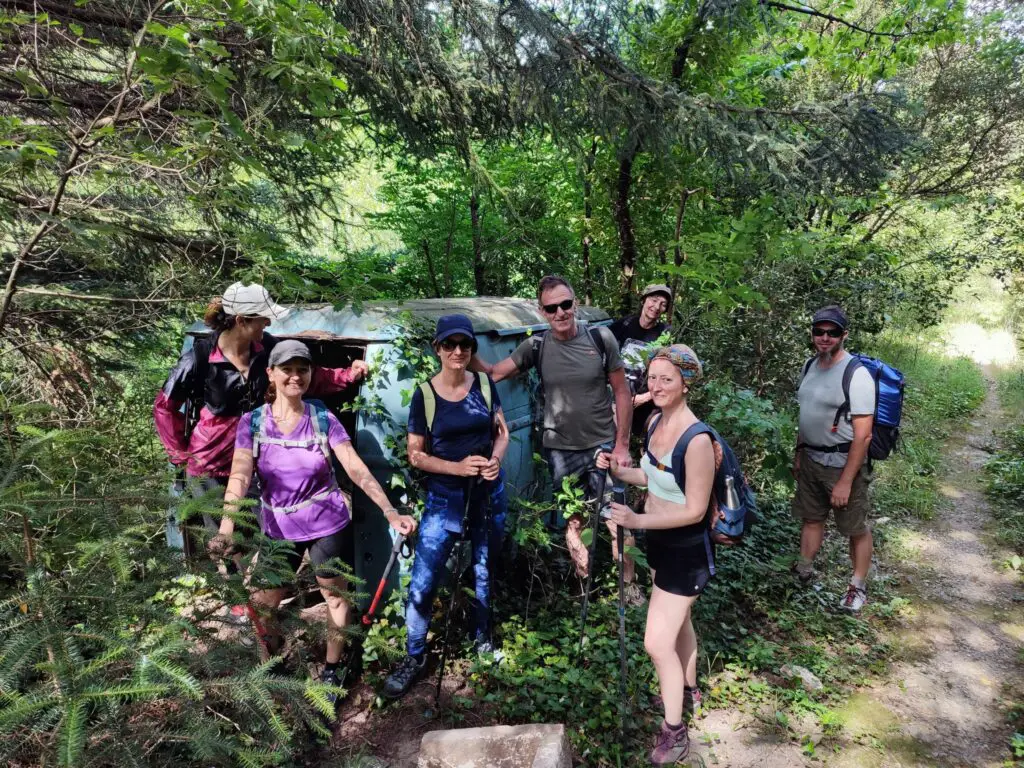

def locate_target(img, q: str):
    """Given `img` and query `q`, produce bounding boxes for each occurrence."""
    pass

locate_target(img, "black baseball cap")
[812,306,848,331]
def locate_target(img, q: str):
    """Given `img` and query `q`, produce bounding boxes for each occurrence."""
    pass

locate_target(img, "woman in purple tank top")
[209,340,416,709]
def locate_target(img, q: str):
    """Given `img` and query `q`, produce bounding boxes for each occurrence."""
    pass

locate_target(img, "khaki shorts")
[792,457,872,537]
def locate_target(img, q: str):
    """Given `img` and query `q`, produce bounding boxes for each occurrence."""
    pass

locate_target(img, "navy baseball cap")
[434,314,477,349]
[812,305,848,331]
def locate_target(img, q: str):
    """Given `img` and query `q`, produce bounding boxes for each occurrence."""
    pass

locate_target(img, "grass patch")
[985,368,1024,555]
[869,339,985,521]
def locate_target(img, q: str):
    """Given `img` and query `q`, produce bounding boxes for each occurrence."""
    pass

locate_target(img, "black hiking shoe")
[382,654,426,699]
[319,667,344,713]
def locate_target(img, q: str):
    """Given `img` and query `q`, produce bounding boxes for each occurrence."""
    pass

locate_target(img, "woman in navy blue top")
[382,314,509,699]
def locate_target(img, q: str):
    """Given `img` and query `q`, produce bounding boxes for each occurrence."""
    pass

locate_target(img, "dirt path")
[690,374,1024,768]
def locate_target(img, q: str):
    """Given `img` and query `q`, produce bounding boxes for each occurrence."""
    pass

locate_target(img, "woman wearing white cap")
[154,282,369,536]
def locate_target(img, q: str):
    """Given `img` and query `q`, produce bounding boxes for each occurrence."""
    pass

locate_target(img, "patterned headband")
[649,344,703,383]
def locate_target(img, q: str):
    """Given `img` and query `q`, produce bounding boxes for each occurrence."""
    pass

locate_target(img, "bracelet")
[382,507,399,518]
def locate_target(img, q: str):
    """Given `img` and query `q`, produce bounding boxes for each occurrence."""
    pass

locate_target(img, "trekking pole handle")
[362,532,408,626]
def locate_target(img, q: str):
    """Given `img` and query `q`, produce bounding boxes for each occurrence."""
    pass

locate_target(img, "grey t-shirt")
[798,354,875,468]
[511,323,623,451]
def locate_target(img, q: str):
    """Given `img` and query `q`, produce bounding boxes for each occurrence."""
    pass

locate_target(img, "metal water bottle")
[724,475,741,510]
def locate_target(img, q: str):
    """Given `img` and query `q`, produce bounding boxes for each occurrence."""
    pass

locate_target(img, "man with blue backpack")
[793,305,904,612]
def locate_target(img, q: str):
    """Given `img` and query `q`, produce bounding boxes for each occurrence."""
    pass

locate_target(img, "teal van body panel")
[172,297,611,608]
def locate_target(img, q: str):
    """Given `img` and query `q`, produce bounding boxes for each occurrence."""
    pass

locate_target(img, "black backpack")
[644,414,759,545]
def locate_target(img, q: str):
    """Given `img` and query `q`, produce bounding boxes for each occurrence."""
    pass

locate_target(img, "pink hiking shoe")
[650,721,689,765]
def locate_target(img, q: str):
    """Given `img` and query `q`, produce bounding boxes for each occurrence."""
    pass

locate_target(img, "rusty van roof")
[186,296,611,342]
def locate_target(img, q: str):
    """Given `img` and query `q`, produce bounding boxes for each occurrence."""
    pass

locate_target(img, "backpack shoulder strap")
[644,412,663,456]
[250,404,267,458]
[533,332,547,390]
[306,400,332,461]
[670,422,715,495]
[588,326,608,369]
[418,381,436,433]
[477,371,492,413]
[186,335,214,435]
[799,356,814,384]
[833,355,864,430]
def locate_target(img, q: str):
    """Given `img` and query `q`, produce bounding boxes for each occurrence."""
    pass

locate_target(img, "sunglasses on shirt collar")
[542,298,575,314]
[811,327,845,338]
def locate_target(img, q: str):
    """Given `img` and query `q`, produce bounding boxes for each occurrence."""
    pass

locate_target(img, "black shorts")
[647,526,715,597]
[279,527,348,580]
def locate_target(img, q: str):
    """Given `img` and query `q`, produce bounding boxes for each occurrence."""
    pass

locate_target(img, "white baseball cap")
[221,282,289,320]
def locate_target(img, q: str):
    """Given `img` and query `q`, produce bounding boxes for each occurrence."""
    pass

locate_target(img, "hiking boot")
[624,581,647,607]
[382,654,426,699]
[650,721,689,765]
[683,686,703,719]
[840,583,867,612]
[474,635,495,656]
[319,667,344,712]
[792,560,815,584]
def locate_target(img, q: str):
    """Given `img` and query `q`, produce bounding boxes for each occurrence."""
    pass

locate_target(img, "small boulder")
[780,664,824,692]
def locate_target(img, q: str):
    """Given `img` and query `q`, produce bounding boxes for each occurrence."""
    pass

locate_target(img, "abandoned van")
[167,296,612,607]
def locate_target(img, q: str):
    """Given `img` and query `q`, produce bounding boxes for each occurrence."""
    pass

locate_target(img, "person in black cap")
[382,314,510,699]
[610,283,673,435]
[792,305,875,611]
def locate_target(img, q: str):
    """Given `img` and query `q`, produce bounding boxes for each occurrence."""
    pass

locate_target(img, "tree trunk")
[421,239,442,298]
[443,199,456,295]
[669,188,700,303]
[612,148,638,311]
[470,189,485,295]
[581,138,597,305]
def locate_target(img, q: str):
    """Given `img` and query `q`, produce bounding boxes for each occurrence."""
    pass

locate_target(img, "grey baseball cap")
[268,339,312,367]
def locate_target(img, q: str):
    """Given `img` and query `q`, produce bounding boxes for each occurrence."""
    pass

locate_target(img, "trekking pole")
[577,449,608,657]
[362,532,411,626]
[614,488,628,735]
[435,477,477,705]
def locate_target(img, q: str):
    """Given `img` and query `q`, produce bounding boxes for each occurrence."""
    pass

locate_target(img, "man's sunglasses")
[812,327,844,338]
[439,338,474,352]
[542,298,575,314]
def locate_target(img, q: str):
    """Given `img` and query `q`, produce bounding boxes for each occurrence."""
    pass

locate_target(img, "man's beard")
[817,342,843,361]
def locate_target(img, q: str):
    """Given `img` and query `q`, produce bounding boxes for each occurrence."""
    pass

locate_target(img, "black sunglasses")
[439,338,474,352]
[542,298,575,314]
[812,327,844,338]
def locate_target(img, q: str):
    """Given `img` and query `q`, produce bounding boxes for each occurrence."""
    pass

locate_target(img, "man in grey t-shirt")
[472,275,634,581]
[792,305,875,611]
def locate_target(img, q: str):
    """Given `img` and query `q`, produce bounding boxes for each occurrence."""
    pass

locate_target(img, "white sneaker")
[840,583,867,611]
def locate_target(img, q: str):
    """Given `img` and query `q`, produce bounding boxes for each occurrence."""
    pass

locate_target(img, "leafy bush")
[0,405,334,767]
[697,379,797,486]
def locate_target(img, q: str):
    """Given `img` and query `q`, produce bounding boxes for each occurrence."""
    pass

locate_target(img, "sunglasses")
[542,298,575,314]
[440,338,474,352]
[812,327,844,338]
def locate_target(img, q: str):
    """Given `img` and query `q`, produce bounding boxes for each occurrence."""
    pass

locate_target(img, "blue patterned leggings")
[405,479,508,657]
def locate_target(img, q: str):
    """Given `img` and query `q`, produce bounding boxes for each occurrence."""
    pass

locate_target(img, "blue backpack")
[645,414,759,545]
[800,353,905,461]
